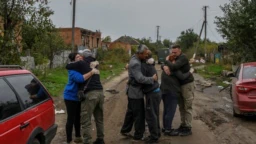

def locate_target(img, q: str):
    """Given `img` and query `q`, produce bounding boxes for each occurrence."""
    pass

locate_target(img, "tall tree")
[215,0,256,62]
[102,36,111,42]
[33,30,66,68]
[0,0,48,64]
[176,29,198,50]
[163,39,173,48]
[22,3,54,52]
[136,37,163,54]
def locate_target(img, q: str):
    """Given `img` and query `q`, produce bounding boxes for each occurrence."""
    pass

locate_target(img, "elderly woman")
[64,52,98,144]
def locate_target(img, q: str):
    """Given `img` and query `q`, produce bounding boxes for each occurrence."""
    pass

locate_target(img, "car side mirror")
[227,72,235,77]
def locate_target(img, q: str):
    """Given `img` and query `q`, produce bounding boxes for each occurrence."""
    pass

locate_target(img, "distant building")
[58,27,101,50]
[101,41,111,50]
[109,35,140,55]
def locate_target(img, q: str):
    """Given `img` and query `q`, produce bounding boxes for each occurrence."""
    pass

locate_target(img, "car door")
[0,78,25,144]
[5,74,54,143]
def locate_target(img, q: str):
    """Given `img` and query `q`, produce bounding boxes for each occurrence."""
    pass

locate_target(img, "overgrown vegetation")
[96,48,129,80]
[0,0,68,66]
[35,68,68,97]
[195,63,232,87]
[215,0,256,63]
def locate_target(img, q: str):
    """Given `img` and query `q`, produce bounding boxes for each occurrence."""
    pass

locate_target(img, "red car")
[0,65,57,144]
[230,62,256,117]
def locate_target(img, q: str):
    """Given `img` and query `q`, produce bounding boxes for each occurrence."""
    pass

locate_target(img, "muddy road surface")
[52,65,256,144]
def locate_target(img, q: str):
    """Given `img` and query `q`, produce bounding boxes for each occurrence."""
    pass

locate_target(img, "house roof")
[58,27,101,34]
[113,36,140,45]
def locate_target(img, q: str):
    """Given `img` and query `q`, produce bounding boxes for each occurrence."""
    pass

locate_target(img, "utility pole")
[193,6,208,60]
[156,25,160,50]
[193,22,205,59]
[203,6,208,59]
[156,26,160,43]
[71,0,76,52]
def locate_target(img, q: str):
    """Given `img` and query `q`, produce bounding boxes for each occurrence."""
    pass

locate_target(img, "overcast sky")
[48,0,230,42]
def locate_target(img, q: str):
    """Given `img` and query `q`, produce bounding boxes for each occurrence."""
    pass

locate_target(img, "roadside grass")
[99,62,126,81]
[34,67,68,97]
[195,63,232,87]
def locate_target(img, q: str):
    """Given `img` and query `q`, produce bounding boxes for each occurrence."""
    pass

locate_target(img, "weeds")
[195,63,232,87]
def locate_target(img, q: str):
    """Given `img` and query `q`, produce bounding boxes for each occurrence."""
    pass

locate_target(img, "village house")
[58,27,101,51]
[109,35,140,55]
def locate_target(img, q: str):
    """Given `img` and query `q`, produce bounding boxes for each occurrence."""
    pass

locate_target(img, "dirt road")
[52,65,256,144]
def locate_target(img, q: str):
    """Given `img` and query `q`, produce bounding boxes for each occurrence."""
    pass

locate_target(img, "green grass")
[100,62,126,80]
[36,68,68,97]
[195,63,232,87]
[205,64,223,75]
[196,63,224,76]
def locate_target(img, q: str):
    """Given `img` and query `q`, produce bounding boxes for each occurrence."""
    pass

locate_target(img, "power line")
[207,23,221,42]
[189,18,203,30]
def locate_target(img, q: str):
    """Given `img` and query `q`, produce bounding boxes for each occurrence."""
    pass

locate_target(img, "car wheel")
[32,138,40,144]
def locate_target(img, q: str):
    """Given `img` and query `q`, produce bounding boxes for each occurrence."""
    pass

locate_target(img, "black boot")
[179,127,192,136]
[93,138,105,144]
[161,128,165,133]
[164,129,179,136]
[145,138,158,144]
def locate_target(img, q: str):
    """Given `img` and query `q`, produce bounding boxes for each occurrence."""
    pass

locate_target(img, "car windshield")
[243,66,256,79]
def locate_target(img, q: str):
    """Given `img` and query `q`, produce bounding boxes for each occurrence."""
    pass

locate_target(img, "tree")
[22,3,54,52]
[163,39,173,48]
[33,30,67,69]
[176,29,198,50]
[0,0,48,64]
[215,0,256,62]
[102,36,111,42]
[136,37,162,55]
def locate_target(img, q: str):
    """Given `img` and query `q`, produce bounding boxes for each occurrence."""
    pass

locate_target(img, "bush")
[97,48,129,63]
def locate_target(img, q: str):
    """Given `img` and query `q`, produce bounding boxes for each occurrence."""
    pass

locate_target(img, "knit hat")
[79,49,92,58]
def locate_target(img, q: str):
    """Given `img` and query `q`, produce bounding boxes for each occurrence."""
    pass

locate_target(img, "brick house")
[58,27,101,50]
[109,35,140,55]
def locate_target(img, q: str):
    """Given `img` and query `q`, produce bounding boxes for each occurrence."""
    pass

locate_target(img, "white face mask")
[146,58,155,65]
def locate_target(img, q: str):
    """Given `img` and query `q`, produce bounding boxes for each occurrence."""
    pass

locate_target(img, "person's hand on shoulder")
[90,61,99,68]
[91,68,100,75]
[152,74,158,81]
[163,66,171,75]
[125,63,129,70]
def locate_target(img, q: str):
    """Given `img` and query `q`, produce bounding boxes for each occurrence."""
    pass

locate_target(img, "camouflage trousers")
[81,90,104,144]
[179,82,195,128]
